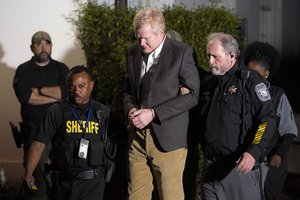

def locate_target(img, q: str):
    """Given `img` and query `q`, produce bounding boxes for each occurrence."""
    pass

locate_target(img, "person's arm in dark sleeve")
[123,73,137,117]
[274,93,298,158]
[13,69,57,105]
[246,80,277,162]
[28,89,59,105]
[152,45,200,122]
[123,48,138,117]
[34,103,62,143]
[123,48,139,128]
[13,66,35,104]
[275,134,296,158]
[14,63,69,105]
[236,78,276,173]
[32,63,69,101]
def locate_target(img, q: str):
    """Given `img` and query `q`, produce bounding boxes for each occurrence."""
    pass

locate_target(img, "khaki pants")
[128,128,187,200]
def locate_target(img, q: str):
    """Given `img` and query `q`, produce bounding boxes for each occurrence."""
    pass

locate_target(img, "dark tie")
[143,53,149,65]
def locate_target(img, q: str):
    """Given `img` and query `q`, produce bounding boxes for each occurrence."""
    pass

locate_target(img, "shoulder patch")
[255,83,271,102]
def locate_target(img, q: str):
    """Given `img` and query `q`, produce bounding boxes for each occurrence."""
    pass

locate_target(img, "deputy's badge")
[255,83,271,102]
[228,85,237,94]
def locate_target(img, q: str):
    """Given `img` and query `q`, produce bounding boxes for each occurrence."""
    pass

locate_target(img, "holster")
[43,163,54,193]
[105,159,116,183]
[104,139,117,183]
[20,121,40,138]
[9,121,23,148]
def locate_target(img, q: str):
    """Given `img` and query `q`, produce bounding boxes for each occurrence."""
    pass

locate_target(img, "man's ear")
[90,81,95,91]
[265,71,270,79]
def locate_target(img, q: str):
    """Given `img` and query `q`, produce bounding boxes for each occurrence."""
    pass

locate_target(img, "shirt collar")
[149,35,166,60]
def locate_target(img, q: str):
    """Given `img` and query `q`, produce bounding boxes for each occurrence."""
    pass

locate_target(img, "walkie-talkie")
[241,69,250,81]
[9,121,23,148]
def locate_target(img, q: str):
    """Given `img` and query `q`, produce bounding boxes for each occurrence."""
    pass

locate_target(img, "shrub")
[69,3,243,199]
[164,5,243,70]
[70,2,243,120]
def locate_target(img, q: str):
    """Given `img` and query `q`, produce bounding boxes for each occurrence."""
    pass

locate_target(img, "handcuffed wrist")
[150,108,155,118]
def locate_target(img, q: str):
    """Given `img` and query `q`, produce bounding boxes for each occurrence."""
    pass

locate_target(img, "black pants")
[203,160,265,200]
[264,157,288,200]
[53,174,105,200]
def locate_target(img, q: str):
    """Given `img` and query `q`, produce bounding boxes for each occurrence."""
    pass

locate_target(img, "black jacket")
[192,63,276,162]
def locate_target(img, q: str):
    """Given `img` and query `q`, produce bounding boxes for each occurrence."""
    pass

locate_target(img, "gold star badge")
[228,85,237,94]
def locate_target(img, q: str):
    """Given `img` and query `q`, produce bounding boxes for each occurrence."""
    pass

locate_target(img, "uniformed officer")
[24,66,115,200]
[191,33,276,200]
[244,41,298,200]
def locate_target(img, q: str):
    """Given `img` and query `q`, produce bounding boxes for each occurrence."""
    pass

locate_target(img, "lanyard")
[68,100,93,139]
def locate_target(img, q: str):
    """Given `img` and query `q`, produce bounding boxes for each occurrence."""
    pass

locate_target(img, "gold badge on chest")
[228,85,237,94]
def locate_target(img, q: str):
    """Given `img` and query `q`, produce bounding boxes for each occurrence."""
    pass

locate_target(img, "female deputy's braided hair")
[243,42,280,74]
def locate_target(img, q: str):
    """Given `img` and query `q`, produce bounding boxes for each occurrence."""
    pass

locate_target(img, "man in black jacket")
[192,32,276,200]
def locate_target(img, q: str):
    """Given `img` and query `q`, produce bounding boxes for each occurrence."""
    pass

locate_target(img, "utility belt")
[55,167,105,181]
[206,154,264,170]
[205,155,225,163]
[205,151,241,164]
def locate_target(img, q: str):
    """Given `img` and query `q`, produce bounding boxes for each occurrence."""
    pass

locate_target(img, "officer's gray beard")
[210,66,226,76]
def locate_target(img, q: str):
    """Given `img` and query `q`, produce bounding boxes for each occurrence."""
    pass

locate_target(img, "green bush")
[70,3,135,120]
[70,3,243,199]
[70,2,243,120]
[164,6,243,69]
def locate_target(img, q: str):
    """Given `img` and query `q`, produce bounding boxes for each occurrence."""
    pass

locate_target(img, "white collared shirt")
[141,35,166,79]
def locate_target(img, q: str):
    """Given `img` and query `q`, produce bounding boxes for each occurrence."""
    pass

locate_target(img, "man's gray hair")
[133,7,166,35]
[166,30,182,42]
[207,32,240,57]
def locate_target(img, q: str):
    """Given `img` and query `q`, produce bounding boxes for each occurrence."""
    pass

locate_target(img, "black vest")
[51,99,110,170]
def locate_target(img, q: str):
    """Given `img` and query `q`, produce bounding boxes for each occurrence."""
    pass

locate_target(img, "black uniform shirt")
[13,57,69,124]
[34,99,107,144]
[198,63,276,161]
[34,99,112,169]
